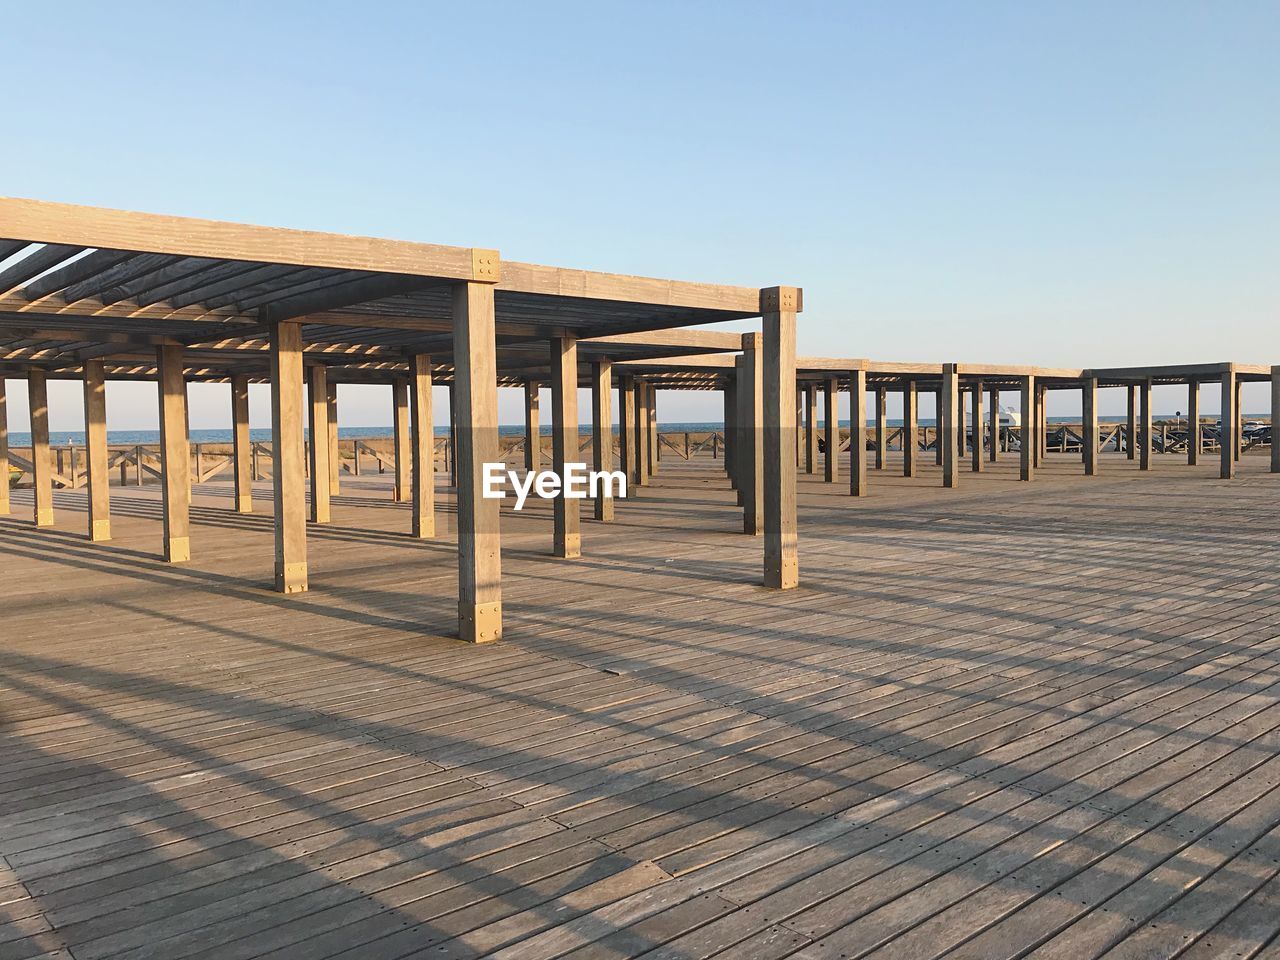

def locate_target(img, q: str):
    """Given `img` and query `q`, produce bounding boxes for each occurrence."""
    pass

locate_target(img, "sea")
[5,415,1226,448]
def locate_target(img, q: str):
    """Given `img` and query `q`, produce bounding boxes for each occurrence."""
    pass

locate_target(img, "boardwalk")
[3,451,1280,959]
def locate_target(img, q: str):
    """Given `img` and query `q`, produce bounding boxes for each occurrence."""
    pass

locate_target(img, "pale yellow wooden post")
[1221,368,1236,480]
[83,359,110,541]
[763,287,799,589]
[849,369,867,497]
[524,378,540,472]
[941,364,959,488]
[232,375,252,513]
[270,320,307,593]
[741,333,764,536]
[1020,375,1035,482]
[621,375,638,492]
[0,377,9,517]
[157,345,190,561]
[1083,377,1099,476]
[903,383,918,478]
[550,334,581,557]
[874,386,886,470]
[592,359,614,521]
[1188,380,1200,466]
[804,383,818,474]
[823,377,838,483]
[635,380,649,486]
[307,366,331,524]
[28,370,54,527]
[1234,378,1244,462]
[935,388,944,466]
[1140,378,1153,471]
[410,354,434,539]
[648,383,659,473]
[392,379,410,502]
[326,382,340,496]
[453,279,502,642]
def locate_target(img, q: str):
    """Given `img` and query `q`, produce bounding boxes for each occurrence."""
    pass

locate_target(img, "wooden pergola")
[0,197,803,641]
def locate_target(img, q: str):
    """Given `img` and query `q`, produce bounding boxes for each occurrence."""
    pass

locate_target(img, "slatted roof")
[0,197,781,383]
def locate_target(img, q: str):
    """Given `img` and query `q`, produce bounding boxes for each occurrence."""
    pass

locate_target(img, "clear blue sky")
[3,0,1277,430]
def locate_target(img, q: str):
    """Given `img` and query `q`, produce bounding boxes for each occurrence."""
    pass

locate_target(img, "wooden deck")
[4,450,1280,959]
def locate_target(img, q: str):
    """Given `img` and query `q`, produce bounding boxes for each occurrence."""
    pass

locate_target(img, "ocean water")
[5,415,1233,448]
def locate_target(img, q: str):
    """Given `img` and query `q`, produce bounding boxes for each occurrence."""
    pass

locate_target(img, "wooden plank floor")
[3,448,1280,959]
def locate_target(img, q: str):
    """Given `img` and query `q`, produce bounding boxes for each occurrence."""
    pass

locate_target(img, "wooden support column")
[740,334,764,536]
[307,366,331,524]
[1234,378,1244,462]
[1221,368,1237,480]
[1083,377,1099,476]
[27,370,53,527]
[591,360,614,521]
[523,379,540,471]
[392,379,410,501]
[269,320,307,593]
[326,383,340,496]
[763,288,799,589]
[723,381,736,482]
[805,383,818,474]
[232,375,252,513]
[635,380,649,486]
[971,379,984,473]
[1140,378,1153,471]
[958,387,968,458]
[0,378,8,517]
[823,378,838,483]
[550,334,581,558]
[1126,384,1138,459]
[410,353,435,539]
[989,389,1000,462]
[903,383,918,477]
[648,384,658,473]
[157,345,190,562]
[621,376,638,491]
[874,386,886,470]
[935,388,944,466]
[1271,369,1280,473]
[1020,375,1035,481]
[1037,383,1048,463]
[1188,381,1201,467]
[849,369,867,497]
[941,365,960,488]
[448,384,458,488]
[83,359,110,541]
[795,389,803,467]
[453,280,502,642]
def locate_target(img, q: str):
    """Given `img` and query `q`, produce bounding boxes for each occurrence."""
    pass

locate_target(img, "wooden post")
[157,345,190,562]
[621,376,638,492]
[763,288,799,589]
[795,388,804,467]
[134,444,143,486]
[874,386,886,470]
[232,375,252,513]
[1083,377,1099,477]
[1221,368,1236,480]
[307,366,331,524]
[823,378,838,483]
[326,382,340,496]
[903,383,918,478]
[453,281,502,643]
[1140,378,1153,471]
[392,379,410,502]
[1270,369,1280,474]
[448,383,458,489]
[27,370,54,527]
[83,359,110,541]
[1126,384,1138,460]
[1188,381,1201,467]
[989,388,1000,462]
[0,378,8,517]
[410,353,434,539]
[805,383,817,474]
[849,369,867,497]
[550,334,581,558]
[958,387,968,458]
[270,320,307,593]
[724,379,737,491]
[352,438,361,476]
[740,334,764,536]
[1037,383,1048,464]
[523,378,540,472]
[648,384,659,473]
[1234,377,1244,462]
[591,360,614,522]
[635,380,649,486]
[941,364,959,488]
[935,389,944,466]
[971,379,984,472]
[1020,375,1035,481]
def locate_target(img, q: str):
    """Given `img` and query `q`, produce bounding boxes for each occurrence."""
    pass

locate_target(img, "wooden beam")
[453,281,503,643]
[551,335,581,558]
[498,260,761,314]
[307,365,331,524]
[823,377,838,484]
[157,345,190,561]
[0,377,8,517]
[763,288,799,589]
[28,369,54,526]
[591,360,614,522]
[83,359,110,541]
[1083,376,1099,477]
[849,369,867,497]
[232,375,252,513]
[524,379,540,471]
[270,320,307,592]
[392,379,410,502]
[1020,375,1035,481]
[410,354,435,539]
[942,364,959,489]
